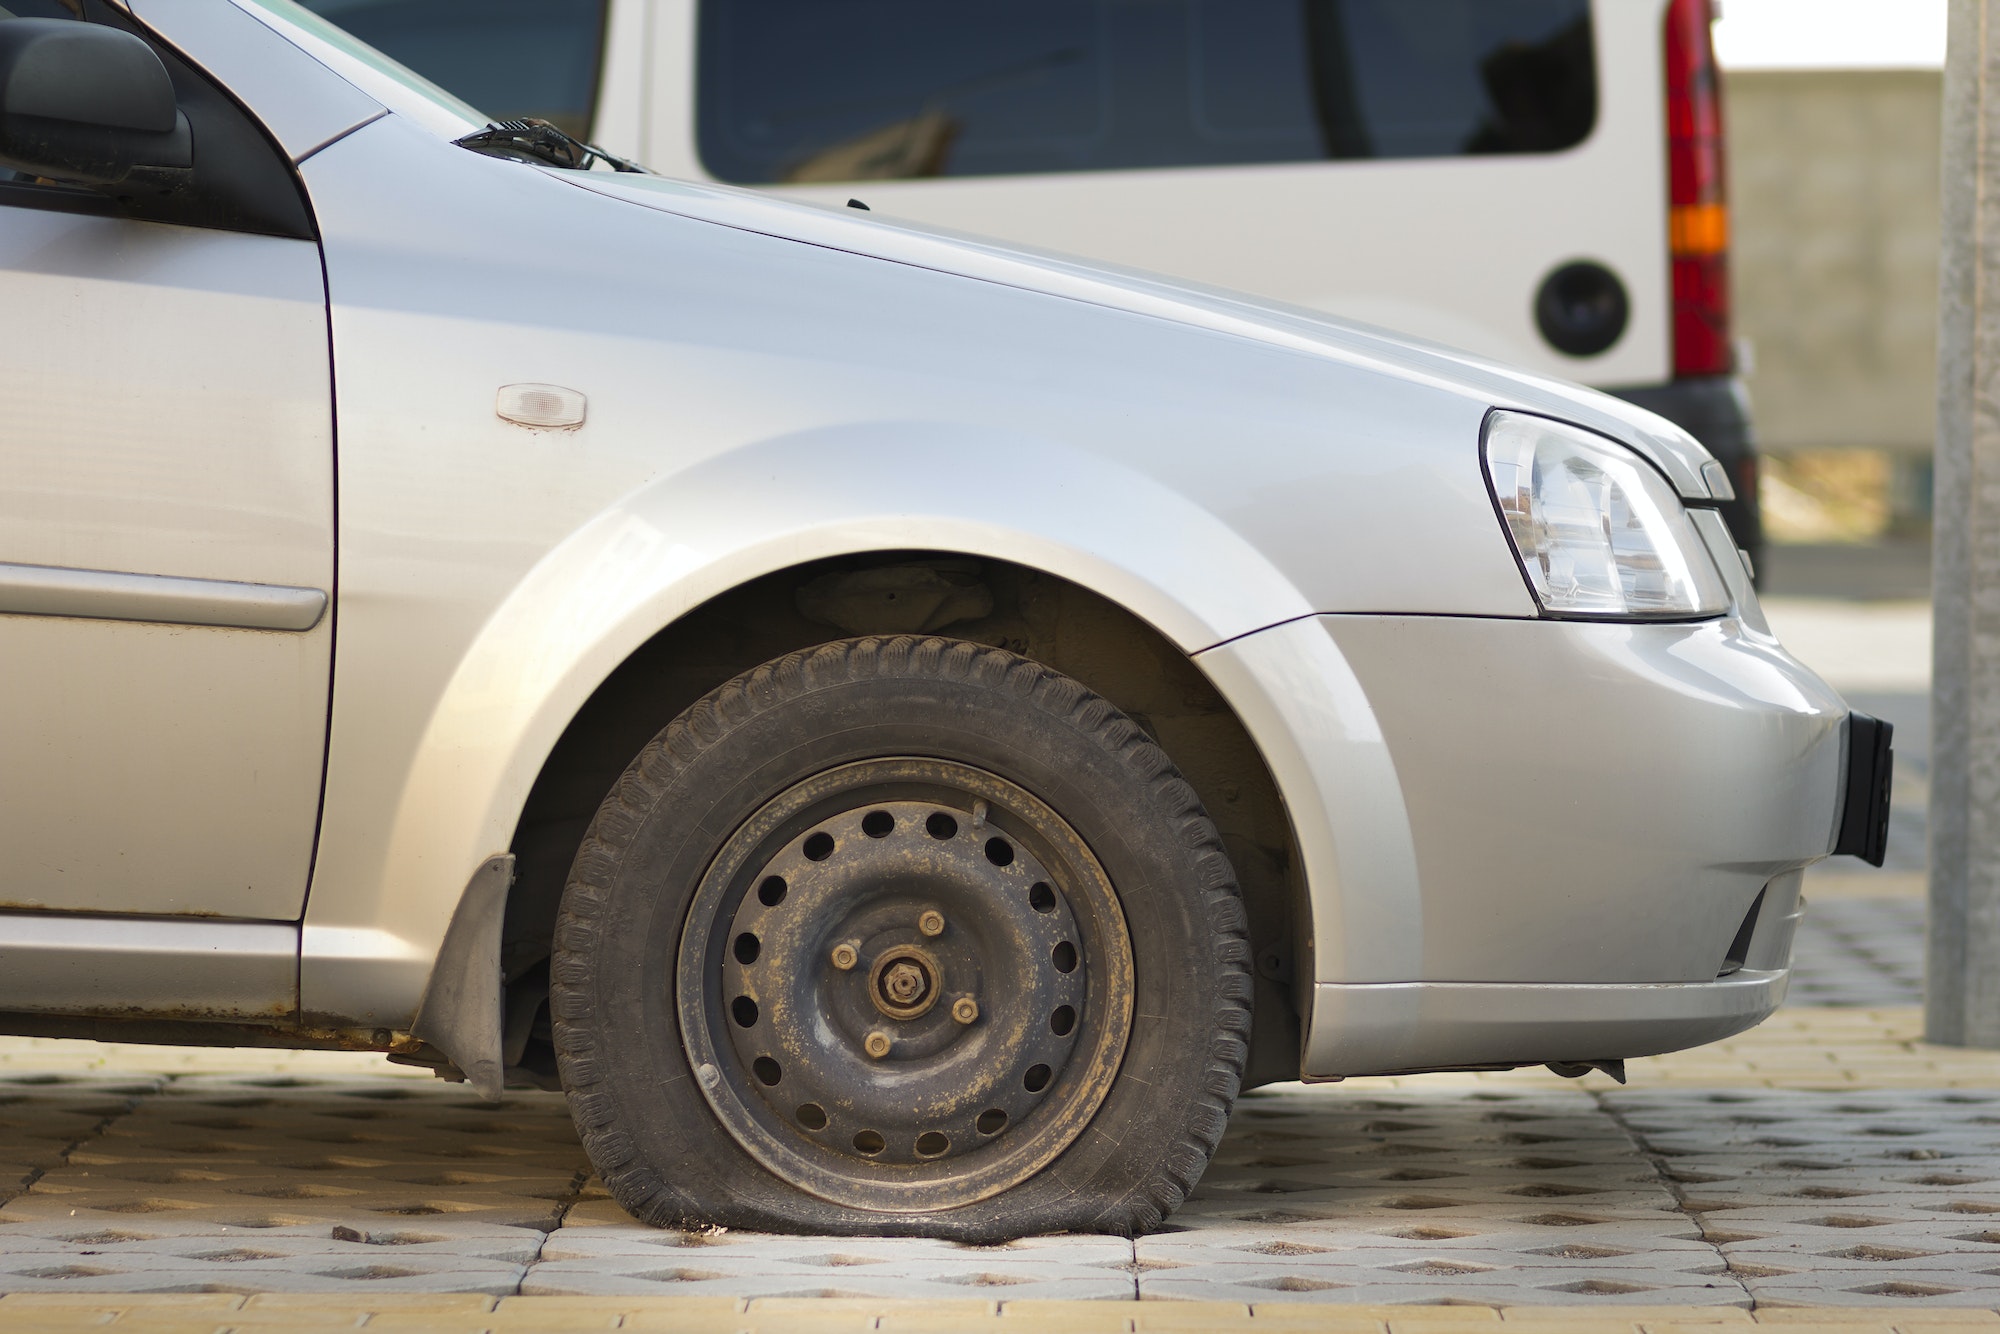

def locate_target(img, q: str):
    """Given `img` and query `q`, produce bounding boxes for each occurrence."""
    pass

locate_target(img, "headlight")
[1482,411,1730,620]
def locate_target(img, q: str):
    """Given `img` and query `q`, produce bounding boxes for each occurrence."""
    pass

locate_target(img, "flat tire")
[552,636,1250,1238]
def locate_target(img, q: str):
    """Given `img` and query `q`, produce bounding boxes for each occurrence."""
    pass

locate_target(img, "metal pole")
[1931,0,2000,1046]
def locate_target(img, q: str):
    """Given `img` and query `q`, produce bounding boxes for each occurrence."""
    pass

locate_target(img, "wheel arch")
[303,428,1356,1077]
[498,551,1313,1092]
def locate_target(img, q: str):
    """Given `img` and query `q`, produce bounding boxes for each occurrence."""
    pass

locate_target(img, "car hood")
[562,170,1720,501]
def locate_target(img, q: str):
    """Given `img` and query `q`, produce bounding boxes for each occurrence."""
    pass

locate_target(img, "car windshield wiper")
[455,119,646,174]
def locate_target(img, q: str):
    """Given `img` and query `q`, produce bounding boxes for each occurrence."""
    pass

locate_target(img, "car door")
[0,2,334,921]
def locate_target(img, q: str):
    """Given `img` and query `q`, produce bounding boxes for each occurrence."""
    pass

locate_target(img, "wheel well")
[503,553,1303,1088]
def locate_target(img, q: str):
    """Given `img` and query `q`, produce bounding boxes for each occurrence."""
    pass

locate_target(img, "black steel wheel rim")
[676,757,1135,1211]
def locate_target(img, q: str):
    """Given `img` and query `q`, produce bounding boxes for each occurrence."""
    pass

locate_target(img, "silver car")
[0,0,1886,1238]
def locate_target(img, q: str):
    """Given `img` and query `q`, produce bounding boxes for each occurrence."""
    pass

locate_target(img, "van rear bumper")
[1611,374,1762,567]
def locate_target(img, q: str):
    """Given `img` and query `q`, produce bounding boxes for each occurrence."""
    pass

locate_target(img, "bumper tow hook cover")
[1835,711,1894,867]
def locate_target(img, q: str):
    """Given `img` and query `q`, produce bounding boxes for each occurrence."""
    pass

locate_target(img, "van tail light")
[1665,0,1733,377]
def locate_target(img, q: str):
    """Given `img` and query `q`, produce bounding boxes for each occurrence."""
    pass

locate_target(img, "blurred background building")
[1705,0,1945,895]
[1720,5,1942,564]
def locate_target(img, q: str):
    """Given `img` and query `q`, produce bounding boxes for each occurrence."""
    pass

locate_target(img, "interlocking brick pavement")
[1789,898,1927,1008]
[2,888,1996,1325]
[2,1018,1999,1310]
[4,1293,2000,1331]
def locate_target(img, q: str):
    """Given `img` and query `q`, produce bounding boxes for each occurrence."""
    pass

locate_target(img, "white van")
[298,0,1761,563]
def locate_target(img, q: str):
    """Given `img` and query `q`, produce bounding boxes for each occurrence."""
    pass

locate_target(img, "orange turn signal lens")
[1670,202,1729,257]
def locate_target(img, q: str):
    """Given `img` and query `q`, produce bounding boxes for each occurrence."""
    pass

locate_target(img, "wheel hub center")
[868,944,940,1020]
[882,961,927,1006]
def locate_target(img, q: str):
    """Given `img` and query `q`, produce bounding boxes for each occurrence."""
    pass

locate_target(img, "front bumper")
[1196,517,1850,1079]
[1314,613,1845,989]
[1305,963,1792,1076]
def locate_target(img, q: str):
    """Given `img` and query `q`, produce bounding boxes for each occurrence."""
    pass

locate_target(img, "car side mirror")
[0,18,191,192]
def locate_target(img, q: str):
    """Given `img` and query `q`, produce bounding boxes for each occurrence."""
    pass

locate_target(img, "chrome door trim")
[0,913,297,1018]
[0,562,327,631]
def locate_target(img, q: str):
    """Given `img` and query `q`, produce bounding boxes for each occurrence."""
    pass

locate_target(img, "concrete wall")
[1726,68,1942,454]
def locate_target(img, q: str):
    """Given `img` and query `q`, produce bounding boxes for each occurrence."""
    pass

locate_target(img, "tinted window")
[698,0,1596,185]
[295,0,609,138]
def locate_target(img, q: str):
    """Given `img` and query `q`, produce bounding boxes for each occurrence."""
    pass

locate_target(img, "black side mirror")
[0,18,191,192]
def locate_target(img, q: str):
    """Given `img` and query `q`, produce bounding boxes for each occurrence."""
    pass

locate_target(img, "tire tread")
[553,635,1250,1237]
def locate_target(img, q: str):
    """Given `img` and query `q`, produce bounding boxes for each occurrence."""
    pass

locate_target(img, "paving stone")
[0,1215,539,1244]
[1150,1245,1723,1274]
[521,1260,1134,1300]
[537,1228,1131,1266]
[0,1296,250,1312]
[1728,1234,2000,1259]
[242,1290,503,1308]
[1170,1205,1697,1235]
[13,1230,546,1264]
[1139,1230,1715,1267]
[0,1254,527,1294]
[488,1291,738,1313]
[1134,1233,1743,1306]
[0,1190,571,1233]
[1713,1219,2000,1253]
[3,1253,527,1285]
[1725,1246,2000,1277]
[739,1296,994,1332]
[1745,1270,2000,1306]
[1497,1304,1758,1322]
[1139,1272,1746,1304]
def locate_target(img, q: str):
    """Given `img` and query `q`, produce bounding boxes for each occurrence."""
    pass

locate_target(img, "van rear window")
[696,0,1596,185]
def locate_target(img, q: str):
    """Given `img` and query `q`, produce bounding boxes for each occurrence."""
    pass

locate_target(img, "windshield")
[236,0,491,130]
[289,0,610,140]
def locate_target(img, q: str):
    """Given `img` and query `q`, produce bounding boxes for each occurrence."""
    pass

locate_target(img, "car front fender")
[299,423,1405,1030]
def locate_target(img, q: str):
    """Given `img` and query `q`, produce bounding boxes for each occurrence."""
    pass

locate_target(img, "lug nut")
[918,910,945,937]
[864,1031,892,1058]
[951,997,979,1025]
[830,943,858,971]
